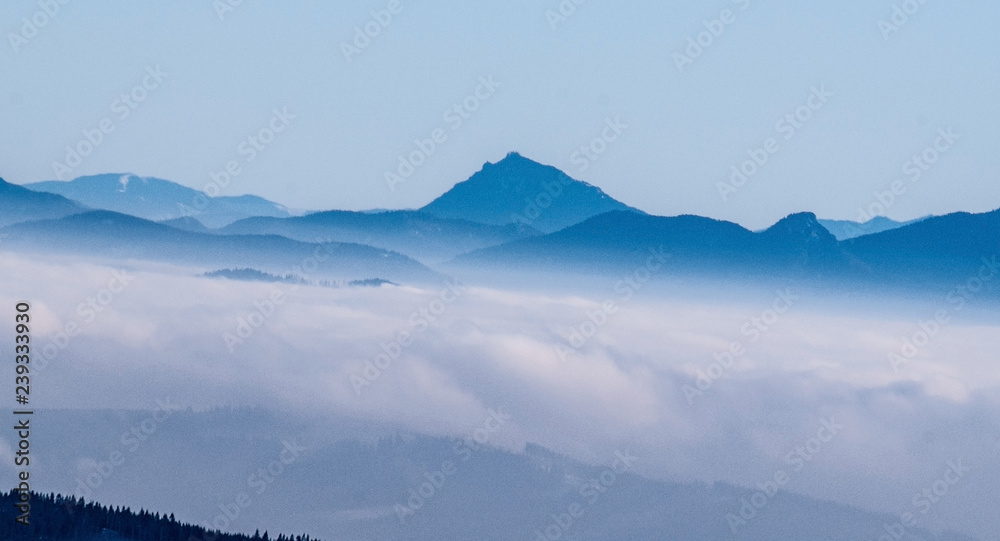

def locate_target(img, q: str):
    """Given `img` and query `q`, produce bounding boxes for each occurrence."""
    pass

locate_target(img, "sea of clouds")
[0,252,997,538]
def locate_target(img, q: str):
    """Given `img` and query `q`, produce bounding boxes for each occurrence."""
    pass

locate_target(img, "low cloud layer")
[1,252,997,538]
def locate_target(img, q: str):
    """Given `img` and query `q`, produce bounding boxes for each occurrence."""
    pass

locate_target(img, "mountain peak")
[763,212,835,242]
[500,150,527,161]
[756,211,849,271]
[420,153,639,233]
[479,151,547,176]
[493,151,533,165]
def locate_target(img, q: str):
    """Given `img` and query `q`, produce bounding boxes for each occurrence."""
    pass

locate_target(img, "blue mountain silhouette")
[0,176,86,226]
[452,210,856,278]
[219,209,539,263]
[26,173,290,227]
[3,157,998,296]
[843,208,1000,286]
[819,216,927,240]
[450,206,999,297]
[0,210,438,283]
[420,152,639,233]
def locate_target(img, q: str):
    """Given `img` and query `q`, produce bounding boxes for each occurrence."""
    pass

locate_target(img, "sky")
[1,0,999,229]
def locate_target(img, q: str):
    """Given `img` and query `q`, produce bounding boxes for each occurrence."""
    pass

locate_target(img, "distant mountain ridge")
[452,210,858,279]
[0,176,86,227]
[24,408,985,541]
[25,173,291,228]
[420,152,640,233]
[3,158,998,297]
[218,209,539,264]
[450,207,1000,297]
[0,210,438,284]
[843,208,1000,285]
[159,215,213,233]
[819,216,927,240]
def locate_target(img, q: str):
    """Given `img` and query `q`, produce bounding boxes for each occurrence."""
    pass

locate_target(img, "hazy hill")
[219,209,539,263]
[0,211,438,284]
[452,210,856,280]
[819,216,926,240]
[450,207,1000,298]
[16,408,982,541]
[26,174,291,228]
[0,176,86,227]
[159,216,213,233]
[842,208,1000,285]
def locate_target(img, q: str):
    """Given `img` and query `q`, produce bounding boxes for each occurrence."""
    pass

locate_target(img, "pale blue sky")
[2,0,998,228]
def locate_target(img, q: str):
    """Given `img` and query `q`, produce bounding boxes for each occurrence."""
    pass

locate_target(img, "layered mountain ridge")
[3,154,997,295]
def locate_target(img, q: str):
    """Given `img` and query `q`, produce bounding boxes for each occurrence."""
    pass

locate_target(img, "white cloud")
[1,254,997,535]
